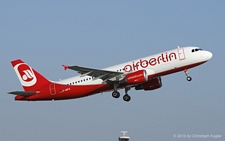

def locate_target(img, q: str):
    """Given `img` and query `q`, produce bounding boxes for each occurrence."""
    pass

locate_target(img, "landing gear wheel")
[123,94,131,102]
[184,69,192,81]
[187,76,192,81]
[112,91,120,98]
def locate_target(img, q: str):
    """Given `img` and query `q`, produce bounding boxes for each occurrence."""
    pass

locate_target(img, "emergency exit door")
[49,84,56,95]
[178,48,186,60]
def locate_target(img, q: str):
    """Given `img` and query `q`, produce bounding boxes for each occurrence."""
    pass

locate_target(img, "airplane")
[8,46,212,102]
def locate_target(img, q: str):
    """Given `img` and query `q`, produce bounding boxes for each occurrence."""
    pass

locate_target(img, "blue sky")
[0,1,224,141]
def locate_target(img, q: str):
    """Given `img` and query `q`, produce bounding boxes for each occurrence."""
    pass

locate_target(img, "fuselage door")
[49,83,56,95]
[178,48,186,60]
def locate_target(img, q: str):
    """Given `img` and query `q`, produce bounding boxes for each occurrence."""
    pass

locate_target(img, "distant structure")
[118,131,130,141]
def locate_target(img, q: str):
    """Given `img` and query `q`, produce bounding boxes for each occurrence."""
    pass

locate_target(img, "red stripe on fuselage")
[15,61,206,101]
[148,61,206,79]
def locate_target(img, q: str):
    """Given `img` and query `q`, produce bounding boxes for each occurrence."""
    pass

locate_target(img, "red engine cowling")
[123,70,148,85]
[135,77,162,91]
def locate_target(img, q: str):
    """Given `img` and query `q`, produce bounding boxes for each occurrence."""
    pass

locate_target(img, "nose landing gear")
[187,76,192,81]
[184,69,192,81]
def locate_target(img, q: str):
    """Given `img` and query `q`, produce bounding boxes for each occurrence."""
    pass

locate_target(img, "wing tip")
[62,65,69,70]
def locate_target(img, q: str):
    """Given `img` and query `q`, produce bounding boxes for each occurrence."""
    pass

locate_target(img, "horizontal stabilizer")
[8,91,39,96]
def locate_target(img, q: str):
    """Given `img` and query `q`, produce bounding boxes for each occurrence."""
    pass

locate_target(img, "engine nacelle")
[121,70,148,85]
[135,77,162,91]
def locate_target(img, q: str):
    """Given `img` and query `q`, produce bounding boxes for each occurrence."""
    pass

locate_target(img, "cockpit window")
[192,48,203,52]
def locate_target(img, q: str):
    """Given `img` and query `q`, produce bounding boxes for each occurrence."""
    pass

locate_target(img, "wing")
[62,65,124,82]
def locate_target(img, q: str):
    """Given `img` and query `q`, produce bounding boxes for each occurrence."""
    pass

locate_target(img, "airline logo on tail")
[14,63,37,87]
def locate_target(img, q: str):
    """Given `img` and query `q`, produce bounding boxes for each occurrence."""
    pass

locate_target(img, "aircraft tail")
[11,59,51,91]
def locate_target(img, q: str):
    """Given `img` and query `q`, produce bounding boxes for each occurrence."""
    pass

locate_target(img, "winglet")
[62,65,69,70]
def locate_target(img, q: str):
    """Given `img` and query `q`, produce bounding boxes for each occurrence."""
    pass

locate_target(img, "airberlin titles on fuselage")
[124,52,177,72]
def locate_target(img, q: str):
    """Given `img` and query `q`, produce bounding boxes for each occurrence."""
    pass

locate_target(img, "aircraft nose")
[206,51,213,60]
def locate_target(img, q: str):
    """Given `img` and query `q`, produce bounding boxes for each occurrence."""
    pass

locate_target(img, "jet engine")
[121,70,148,85]
[135,77,162,91]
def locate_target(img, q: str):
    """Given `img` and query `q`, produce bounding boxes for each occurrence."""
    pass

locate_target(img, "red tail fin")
[11,59,51,91]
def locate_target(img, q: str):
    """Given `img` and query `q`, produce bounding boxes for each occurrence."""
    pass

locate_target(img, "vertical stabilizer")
[11,59,51,91]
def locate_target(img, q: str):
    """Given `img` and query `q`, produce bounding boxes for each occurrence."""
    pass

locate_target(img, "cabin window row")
[64,77,93,86]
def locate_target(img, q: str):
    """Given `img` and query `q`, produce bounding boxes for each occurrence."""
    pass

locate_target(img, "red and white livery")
[8,46,212,102]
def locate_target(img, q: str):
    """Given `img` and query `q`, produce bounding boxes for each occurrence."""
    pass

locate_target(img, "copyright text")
[173,134,222,139]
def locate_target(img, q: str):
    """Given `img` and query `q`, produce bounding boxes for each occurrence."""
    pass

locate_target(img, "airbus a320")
[8,46,212,102]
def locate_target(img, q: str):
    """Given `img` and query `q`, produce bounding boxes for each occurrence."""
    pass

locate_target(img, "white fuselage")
[57,46,212,86]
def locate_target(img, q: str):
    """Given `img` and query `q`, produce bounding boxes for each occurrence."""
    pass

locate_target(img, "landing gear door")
[49,84,56,95]
[178,48,186,60]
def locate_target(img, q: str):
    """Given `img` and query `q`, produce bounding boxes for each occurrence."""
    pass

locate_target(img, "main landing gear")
[112,83,131,102]
[112,91,120,98]
[123,87,131,102]
[184,69,192,81]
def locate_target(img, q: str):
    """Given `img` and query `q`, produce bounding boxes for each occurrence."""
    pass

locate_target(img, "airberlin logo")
[22,70,35,81]
[124,52,177,72]
[14,63,37,87]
